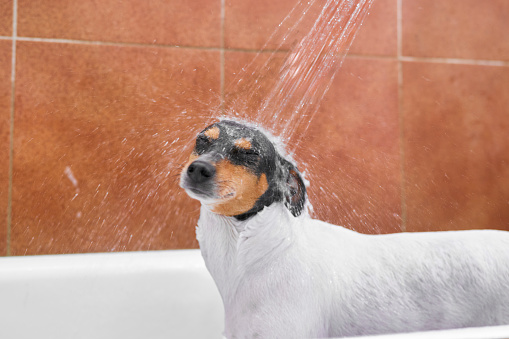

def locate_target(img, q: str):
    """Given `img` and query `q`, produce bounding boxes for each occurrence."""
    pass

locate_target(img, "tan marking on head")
[234,138,252,150]
[212,160,268,216]
[204,126,220,140]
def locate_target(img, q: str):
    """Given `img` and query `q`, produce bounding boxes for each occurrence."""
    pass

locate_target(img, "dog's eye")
[231,148,260,165]
[195,135,212,154]
[240,149,259,156]
[237,148,259,157]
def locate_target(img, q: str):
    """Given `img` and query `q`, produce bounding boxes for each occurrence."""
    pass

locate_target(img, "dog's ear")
[280,159,306,217]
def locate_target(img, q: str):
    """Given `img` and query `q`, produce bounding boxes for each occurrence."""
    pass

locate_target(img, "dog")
[180,120,509,338]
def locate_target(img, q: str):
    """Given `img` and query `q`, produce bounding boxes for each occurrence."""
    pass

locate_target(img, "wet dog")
[180,120,509,338]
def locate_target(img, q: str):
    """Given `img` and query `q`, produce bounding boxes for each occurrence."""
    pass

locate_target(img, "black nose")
[187,160,216,183]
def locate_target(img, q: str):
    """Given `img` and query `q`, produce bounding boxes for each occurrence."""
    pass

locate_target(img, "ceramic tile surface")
[17,0,221,47]
[224,0,299,50]
[349,0,397,56]
[403,0,509,60]
[11,42,220,255]
[0,0,13,36]
[403,62,509,232]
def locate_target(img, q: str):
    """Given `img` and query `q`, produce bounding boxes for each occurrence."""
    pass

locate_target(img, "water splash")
[170,0,392,239]
[15,0,386,255]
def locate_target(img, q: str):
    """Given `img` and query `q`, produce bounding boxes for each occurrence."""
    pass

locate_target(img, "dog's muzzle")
[181,159,220,201]
[187,160,216,184]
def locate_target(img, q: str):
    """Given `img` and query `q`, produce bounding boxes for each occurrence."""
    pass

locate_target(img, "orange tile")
[403,62,509,232]
[0,0,12,36]
[301,57,401,234]
[403,0,509,60]
[223,50,287,127]
[225,51,402,234]
[350,0,397,56]
[0,41,11,255]
[225,0,381,55]
[224,0,299,50]
[17,0,221,47]
[12,42,221,255]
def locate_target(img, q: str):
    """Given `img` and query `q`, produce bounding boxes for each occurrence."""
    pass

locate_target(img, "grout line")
[220,0,226,112]
[346,53,397,61]
[217,46,290,54]
[400,55,509,68]
[1,35,292,54]
[397,0,407,232]
[14,36,225,51]
[7,0,18,256]
[5,34,508,67]
[2,34,508,67]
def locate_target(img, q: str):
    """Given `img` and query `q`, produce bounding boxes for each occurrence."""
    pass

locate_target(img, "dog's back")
[300,219,509,336]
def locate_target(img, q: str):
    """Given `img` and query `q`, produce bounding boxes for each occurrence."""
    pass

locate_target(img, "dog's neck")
[196,203,297,304]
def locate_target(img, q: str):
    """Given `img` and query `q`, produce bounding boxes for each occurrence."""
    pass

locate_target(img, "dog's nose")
[187,160,216,183]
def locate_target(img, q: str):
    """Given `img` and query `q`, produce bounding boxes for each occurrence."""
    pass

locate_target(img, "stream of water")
[222,0,374,148]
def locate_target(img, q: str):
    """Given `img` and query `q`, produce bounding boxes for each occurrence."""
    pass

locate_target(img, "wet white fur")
[196,203,509,338]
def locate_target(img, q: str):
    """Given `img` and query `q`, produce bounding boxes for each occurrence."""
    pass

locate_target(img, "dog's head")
[180,120,306,221]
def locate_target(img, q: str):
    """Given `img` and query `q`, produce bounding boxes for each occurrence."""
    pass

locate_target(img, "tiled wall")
[0,0,508,256]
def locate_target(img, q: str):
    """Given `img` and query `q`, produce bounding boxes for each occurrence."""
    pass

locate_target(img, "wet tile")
[0,41,11,256]
[12,42,221,255]
[0,0,12,36]
[225,0,381,55]
[403,0,509,60]
[17,0,221,47]
[350,0,397,56]
[403,62,509,232]
[225,51,402,234]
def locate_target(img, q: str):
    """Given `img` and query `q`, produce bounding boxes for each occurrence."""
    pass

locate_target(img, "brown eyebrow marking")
[204,126,220,140]
[234,138,252,150]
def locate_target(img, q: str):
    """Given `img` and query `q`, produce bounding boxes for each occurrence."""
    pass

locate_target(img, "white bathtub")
[1,249,508,339]
[0,249,224,339]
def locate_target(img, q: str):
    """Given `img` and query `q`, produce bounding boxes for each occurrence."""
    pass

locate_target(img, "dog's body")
[181,120,509,338]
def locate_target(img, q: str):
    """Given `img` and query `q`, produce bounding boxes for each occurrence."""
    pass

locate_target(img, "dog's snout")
[187,160,216,183]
